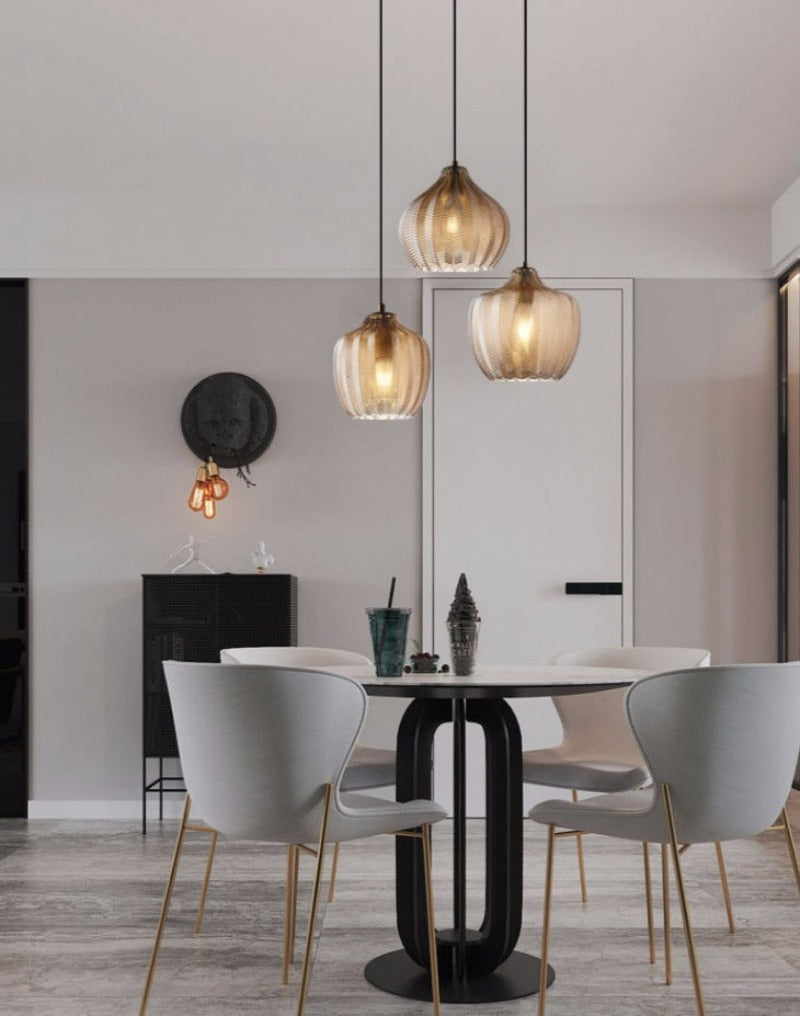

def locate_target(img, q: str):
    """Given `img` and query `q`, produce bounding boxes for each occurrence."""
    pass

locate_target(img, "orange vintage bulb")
[202,492,216,519]
[188,465,208,512]
[205,458,229,500]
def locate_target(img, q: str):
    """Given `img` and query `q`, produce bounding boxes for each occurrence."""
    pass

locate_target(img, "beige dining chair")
[138,662,444,1016]
[530,663,800,1016]
[523,646,711,907]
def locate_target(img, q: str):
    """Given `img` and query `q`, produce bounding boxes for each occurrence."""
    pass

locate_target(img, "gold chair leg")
[571,789,588,903]
[537,824,556,1016]
[138,793,192,1016]
[295,784,333,1016]
[282,843,296,985]
[714,841,735,933]
[194,828,218,934]
[421,824,442,1016]
[328,842,341,903]
[643,842,655,964]
[780,806,800,894]
[289,844,300,964]
[661,843,672,984]
[662,784,706,1016]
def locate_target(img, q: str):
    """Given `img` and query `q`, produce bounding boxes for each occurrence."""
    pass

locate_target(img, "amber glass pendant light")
[469,0,580,381]
[333,0,430,419]
[398,0,508,272]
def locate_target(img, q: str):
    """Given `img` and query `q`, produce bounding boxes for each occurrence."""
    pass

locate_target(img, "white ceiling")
[1,0,798,276]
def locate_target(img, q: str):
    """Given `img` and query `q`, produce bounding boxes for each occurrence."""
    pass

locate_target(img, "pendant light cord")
[523,0,528,268]
[379,0,385,312]
[452,0,457,165]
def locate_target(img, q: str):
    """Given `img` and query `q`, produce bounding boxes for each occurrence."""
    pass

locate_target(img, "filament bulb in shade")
[512,303,535,352]
[374,357,395,394]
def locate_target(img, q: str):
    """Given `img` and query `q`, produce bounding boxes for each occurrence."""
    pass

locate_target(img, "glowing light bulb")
[202,494,216,520]
[205,458,229,500]
[513,304,535,352]
[210,475,229,500]
[188,466,208,512]
[374,359,394,393]
[445,212,461,237]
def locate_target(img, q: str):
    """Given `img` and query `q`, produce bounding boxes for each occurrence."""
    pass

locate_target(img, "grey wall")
[28,276,777,810]
[634,279,777,662]
[30,279,423,808]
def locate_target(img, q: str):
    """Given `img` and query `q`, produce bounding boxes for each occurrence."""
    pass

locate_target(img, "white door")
[422,277,633,815]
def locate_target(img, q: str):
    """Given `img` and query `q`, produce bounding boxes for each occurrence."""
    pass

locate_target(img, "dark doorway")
[0,280,27,817]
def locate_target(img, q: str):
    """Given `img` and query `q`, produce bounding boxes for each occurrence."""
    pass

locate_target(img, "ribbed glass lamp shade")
[398,163,510,272]
[333,310,431,419]
[470,266,580,381]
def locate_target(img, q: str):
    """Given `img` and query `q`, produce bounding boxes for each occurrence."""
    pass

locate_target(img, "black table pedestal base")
[364,949,555,1004]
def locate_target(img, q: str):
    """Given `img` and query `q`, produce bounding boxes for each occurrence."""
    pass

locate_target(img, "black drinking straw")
[376,576,397,669]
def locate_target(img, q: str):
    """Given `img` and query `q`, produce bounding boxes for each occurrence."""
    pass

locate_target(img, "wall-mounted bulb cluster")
[187,458,229,520]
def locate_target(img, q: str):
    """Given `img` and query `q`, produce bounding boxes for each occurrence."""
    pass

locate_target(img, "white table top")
[325,663,651,699]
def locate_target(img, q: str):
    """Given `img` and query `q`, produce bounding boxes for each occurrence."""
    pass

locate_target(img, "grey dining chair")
[218,645,394,947]
[530,663,800,1016]
[220,646,395,790]
[187,646,393,949]
[179,646,395,971]
[138,662,444,1016]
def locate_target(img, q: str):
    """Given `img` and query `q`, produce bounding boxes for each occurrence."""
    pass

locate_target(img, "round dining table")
[327,663,650,1005]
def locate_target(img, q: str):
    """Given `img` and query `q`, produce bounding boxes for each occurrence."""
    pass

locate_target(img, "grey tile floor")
[0,799,798,1016]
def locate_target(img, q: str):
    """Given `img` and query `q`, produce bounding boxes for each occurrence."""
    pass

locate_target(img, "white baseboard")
[28,799,186,820]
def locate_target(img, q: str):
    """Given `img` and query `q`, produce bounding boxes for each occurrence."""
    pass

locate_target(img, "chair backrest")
[220,646,371,667]
[626,663,800,843]
[163,662,366,843]
[549,646,710,764]
[552,646,711,671]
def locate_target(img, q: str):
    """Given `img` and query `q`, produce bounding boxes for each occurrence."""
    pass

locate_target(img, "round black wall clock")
[180,372,277,469]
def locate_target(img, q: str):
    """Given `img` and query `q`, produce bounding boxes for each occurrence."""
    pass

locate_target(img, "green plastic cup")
[366,607,411,677]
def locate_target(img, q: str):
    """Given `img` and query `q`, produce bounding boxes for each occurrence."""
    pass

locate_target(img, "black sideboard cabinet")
[142,573,297,831]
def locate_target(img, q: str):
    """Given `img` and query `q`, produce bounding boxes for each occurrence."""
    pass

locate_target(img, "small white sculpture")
[251,540,275,573]
[168,534,215,574]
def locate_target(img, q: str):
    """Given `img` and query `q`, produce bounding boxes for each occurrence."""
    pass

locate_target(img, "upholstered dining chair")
[186,646,395,969]
[530,663,800,1016]
[523,646,712,910]
[220,646,395,792]
[220,646,394,917]
[138,662,444,1016]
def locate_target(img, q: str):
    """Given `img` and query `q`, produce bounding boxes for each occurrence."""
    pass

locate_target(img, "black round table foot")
[364,949,555,1004]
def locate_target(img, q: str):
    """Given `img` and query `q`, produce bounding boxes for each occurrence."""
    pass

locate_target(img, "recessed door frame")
[421,276,634,654]
[0,279,28,818]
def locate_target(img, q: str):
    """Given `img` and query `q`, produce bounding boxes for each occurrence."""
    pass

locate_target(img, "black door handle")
[565,582,622,595]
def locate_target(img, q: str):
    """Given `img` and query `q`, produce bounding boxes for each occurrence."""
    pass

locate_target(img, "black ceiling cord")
[523,0,529,268]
